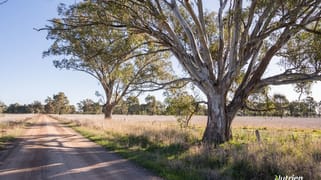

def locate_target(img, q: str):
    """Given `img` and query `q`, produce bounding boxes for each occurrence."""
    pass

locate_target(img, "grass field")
[0,114,35,122]
[50,114,321,129]
[52,114,321,180]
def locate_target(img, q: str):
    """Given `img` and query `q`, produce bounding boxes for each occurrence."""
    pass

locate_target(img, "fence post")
[255,129,261,142]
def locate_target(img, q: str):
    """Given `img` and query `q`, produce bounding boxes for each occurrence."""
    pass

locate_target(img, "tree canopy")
[82,0,321,144]
[40,0,321,144]
[43,2,179,118]
[77,99,102,114]
[44,92,74,114]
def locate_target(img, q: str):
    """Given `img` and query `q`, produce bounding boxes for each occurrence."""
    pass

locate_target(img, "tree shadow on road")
[0,132,160,180]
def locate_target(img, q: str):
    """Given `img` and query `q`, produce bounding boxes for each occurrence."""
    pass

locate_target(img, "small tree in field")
[42,3,177,119]
[165,91,199,128]
[91,0,321,144]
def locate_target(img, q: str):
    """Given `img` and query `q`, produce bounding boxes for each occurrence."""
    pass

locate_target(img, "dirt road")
[0,115,161,180]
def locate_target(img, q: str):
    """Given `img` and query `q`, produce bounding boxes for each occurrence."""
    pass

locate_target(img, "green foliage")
[44,2,175,118]
[165,91,199,127]
[241,86,319,117]
[272,94,289,117]
[5,103,32,114]
[280,29,321,75]
[44,92,73,114]
[144,95,157,115]
[77,99,101,114]
[113,99,128,115]
[44,97,55,114]
[3,101,44,114]
[165,92,196,115]
[126,96,140,115]
[28,101,45,113]
[87,0,321,144]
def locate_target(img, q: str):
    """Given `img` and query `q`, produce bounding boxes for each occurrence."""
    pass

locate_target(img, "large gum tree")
[43,3,177,119]
[50,1,321,144]
[91,0,321,144]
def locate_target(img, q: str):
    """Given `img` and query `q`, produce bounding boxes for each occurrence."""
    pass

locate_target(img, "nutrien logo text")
[275,175,303,180]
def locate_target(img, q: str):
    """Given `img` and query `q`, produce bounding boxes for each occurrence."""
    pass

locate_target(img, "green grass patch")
[0,135,15,150]
[74,126,197,180]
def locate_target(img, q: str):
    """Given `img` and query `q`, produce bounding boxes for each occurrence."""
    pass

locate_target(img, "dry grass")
[0,114,35,122]
[0,114,34,149]
[52,114,201,146]
[53,114,321,129]
[53,114,321,180]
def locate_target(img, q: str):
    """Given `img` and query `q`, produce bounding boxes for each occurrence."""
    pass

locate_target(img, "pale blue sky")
[0,0,103,105]
[0,0,320,106]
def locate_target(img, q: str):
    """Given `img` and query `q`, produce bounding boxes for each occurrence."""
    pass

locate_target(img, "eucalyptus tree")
[272,94,289,117]
[77,99,102,114]
[303,96,317,116]
[52,92,72,114]
[29,101,45,114]
[145,95,157,115]
[43,3,175,119]
[126,96,140,115]
[90,0,321,144]
[44,97,55,114]
[44,92,72,114]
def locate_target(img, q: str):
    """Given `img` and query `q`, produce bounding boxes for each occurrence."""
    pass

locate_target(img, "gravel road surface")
[0,115,161,180]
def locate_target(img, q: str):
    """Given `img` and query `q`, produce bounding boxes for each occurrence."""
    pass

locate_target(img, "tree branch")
[217,0,228,82]
[0,0,8,5]
[170,0,206,72]
[258,73,321,88]
[244,102,288,112]
[127,77,191,93]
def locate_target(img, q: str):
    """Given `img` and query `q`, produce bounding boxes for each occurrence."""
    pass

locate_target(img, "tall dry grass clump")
[0,115,34,149]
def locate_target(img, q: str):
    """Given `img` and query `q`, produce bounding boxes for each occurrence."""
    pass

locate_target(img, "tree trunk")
[202,94,233,145]
[104,104,114,119]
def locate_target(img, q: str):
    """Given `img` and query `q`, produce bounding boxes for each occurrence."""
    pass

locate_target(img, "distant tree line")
[0,91,207,116]
[1,91,321,118]
[113,94,207,116]
[0,92,75,114]
[241,93,321,117]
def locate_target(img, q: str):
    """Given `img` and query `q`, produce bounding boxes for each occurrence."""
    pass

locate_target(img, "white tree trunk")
[202,93,233,144]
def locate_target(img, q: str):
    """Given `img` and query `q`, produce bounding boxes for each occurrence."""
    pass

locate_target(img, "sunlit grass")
[53,115,321,180]
[0,116,33,150]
